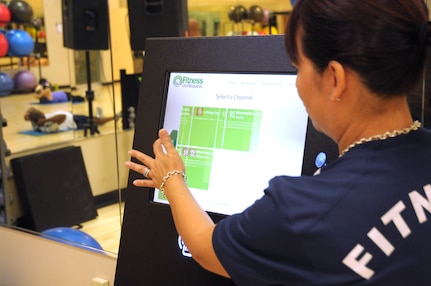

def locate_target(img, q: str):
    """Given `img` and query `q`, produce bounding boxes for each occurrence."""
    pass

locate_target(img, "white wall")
[100,2,135,83]
[0,226,117,285]
[32,0,76,87]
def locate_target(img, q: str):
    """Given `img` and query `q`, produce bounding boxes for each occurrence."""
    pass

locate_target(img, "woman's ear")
[326,60,347,102]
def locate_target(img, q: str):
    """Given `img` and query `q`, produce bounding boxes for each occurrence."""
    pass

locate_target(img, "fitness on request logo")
[173,75,204,88]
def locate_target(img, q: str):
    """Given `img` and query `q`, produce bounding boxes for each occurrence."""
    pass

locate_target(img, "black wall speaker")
[62,0,109,50]
[127,0,189,51]
[11,146,97,232]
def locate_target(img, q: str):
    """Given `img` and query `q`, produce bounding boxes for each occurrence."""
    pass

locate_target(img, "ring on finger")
[143,168,150,179]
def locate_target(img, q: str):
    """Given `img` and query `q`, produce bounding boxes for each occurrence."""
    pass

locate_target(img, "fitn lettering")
[342,184,431,279]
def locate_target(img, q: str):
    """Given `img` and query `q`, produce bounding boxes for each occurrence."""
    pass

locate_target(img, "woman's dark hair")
[38,78,52,90]
[29,109,44,123]
[285,0,429,97]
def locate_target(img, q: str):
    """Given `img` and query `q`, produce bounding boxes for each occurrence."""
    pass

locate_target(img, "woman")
[126,0,431,285]
[34,84,85,104]
[34,78,84,104]
[24,107,118,133]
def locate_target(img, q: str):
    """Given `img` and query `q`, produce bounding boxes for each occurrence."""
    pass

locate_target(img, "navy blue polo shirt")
[213,128,431,286]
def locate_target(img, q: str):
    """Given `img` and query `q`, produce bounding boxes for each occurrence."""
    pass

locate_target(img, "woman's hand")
[126,129,185,190]
[125,129,228,277]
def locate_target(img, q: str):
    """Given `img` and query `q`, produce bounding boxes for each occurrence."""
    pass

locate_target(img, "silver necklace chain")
[339,121,421,157]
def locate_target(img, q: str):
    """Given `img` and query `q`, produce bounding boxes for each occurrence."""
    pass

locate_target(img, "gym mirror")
[0,0,295,255]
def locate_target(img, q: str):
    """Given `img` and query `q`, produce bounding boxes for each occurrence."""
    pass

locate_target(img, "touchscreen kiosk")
[115,36,339,285]
[156,72,309,216]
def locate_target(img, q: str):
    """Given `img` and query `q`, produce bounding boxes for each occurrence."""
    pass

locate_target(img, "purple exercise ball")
[14,70,36,91]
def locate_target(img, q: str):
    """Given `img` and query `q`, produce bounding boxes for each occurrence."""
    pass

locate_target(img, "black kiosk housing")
[114,35,344,285]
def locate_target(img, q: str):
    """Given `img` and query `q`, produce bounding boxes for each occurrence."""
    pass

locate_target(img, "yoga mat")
[18,129,73,136]
[30,101,84,105]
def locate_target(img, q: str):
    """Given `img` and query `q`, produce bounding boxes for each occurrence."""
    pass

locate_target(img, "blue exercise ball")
[41,227,103,252]
[0,72,13,96]
[291,0,298,6]
[14,70,36,91]
[6,29,34,56]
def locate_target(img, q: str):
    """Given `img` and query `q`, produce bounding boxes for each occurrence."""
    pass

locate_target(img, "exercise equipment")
[0,72,13,96]
[120,69,140,130]
[8,0,33,23]
[13,70,36,91]
[291,0,298,6]
[0,32,8,56]
[228,5,248,23]
[248,5,263,23]
[41,227,103,252]
[262,25,279,35]
[10,146,97,231]
[6,29,34,56]
[247,5,263,35]
[0,2,10,26]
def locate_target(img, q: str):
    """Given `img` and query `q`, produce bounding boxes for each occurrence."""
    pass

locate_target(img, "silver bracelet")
[160,170,186,198]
